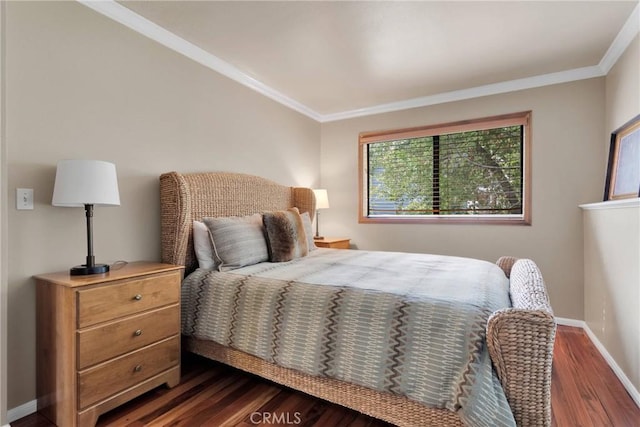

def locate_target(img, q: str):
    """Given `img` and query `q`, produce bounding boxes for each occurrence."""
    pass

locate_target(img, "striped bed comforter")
[181,249,516,426]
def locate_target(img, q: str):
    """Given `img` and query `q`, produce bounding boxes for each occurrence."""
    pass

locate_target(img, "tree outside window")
[359,112,531,224]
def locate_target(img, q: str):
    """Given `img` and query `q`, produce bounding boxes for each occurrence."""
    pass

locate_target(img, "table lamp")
[312,189,330,240]
[52,160,120,275]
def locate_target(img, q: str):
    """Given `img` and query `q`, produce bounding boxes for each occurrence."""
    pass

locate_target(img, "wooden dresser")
[34,261,184,427]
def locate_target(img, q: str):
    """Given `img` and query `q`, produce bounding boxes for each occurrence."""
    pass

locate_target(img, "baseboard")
[555,316,585,328]
[582,323,640,407]
[7,399,35,423]
[556,317,640,408]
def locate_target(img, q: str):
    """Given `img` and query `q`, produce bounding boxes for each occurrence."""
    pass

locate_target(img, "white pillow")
[300,211,317,251]
[193,220,217,270]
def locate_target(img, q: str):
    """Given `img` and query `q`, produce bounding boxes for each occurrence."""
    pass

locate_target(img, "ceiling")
[92,1,639,121]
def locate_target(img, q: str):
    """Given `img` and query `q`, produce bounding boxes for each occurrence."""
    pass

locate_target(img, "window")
[359,112,531,224]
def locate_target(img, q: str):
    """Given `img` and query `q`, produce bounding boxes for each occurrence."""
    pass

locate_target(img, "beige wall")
[583,204,639,392]
[1,1,7,423]
[320,78,606,321]
[583,34,640,392]
[606,35,640,136]
[5,2,320,408]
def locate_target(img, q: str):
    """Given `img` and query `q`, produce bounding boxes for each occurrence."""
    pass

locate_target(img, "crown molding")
[320,66,604,122]
[78,0,639,124]
[599,2,640,74]
[77,0,323,122]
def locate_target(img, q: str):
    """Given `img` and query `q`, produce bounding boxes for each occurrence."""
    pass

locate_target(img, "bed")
[159,171,556,427]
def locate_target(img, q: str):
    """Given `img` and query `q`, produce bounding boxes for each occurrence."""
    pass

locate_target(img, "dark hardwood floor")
[550,326,639,427]
[13,326,640,426]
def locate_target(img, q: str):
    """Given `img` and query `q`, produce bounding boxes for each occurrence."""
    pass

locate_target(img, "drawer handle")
[133,294,143,301]
[134,329,143,337]
[133,365,143,373]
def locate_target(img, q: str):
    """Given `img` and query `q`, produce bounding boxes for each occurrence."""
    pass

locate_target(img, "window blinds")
[366,125,523,216]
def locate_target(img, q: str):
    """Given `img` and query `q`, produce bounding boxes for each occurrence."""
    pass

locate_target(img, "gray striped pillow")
[203,213,268,271]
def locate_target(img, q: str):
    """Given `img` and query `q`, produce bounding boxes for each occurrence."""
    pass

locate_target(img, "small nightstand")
[314,237,351,249]
[34,261,184,427]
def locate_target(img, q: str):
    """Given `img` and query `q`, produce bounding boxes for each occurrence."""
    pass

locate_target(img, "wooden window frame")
[358,111,532,225]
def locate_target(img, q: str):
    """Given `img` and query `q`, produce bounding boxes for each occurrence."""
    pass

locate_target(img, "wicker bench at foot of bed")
[489,257,557,427]
[185,338,464,427]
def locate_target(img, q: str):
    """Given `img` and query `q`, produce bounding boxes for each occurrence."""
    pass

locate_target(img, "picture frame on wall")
[604,114,640,201]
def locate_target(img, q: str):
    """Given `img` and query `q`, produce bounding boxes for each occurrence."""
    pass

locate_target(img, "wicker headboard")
[160,171,316,275]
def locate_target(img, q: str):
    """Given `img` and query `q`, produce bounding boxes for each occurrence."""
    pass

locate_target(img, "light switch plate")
[16,188,34,210]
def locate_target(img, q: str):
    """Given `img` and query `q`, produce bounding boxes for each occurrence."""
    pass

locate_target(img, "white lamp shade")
[313,189,330,210]
[52,160,120,207]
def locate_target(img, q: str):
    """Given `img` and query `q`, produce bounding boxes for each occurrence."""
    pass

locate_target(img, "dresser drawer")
[78,336,179,409]
[77,304,180,369]
[77,271,180,328]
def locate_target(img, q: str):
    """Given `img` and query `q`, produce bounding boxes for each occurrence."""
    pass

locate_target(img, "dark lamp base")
[70,264,110,276]
[313,236,324,240]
